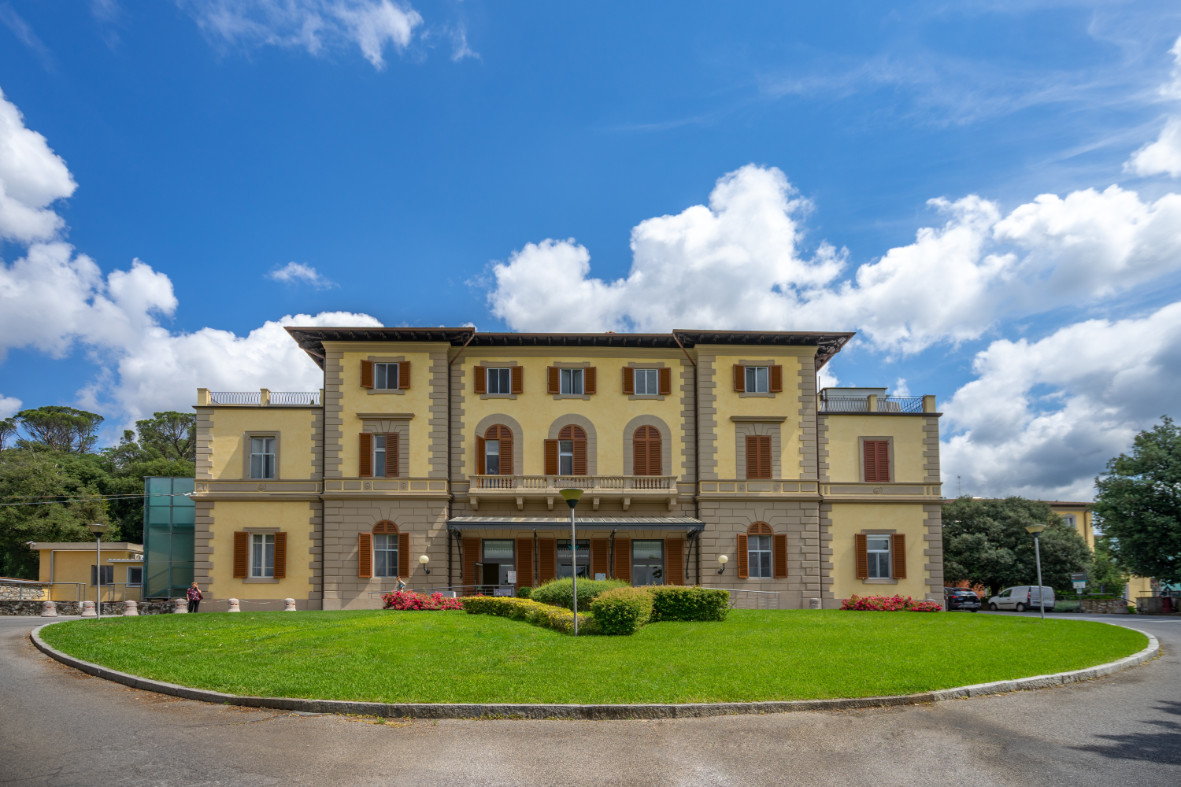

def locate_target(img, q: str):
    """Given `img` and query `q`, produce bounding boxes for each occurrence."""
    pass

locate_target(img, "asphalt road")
[2,613,1179,786]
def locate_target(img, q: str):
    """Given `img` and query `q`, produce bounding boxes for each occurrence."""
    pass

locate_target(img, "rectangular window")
[745,366,770,393]
[867,535,891,579]
[127,566,143,587]
[558,440,575,475]
[746,435,772,479]
[374,533,398,578]
[251,533,275,578]
[90,565,114,585]
[374,362,399,390]
[634,368,658,396]
[485,439,500,475]
[249,436,276,479]
[863,439,891,483]
[631,540,665,586]
[372,434,387,478]
[556,539,590,579]
[487,367,511,395]
[748,535,772,578]
[560,368,584,395]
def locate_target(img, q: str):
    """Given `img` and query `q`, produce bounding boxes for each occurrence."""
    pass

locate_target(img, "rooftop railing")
[819,395,928,413]
[200,389,321,406]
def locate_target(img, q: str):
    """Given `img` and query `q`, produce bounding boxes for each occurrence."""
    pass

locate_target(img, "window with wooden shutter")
[556,425,587,475]
[511,366,523,394]
[398,361,410,389]
[633,425,661,475]
[584,366,596,395]
[773,533,788,578]
[482,425,513,475]
[476,435,486,474]
[745,434,772,479]
[658,367,672,396]
[733,364,746,392]
[516,537,534,589]
[462,537,481,591]
[613,537,631,582]
[233,531,248,578]
[623,367,635,395]
[473,365,486,395]
[591,538,609,578]
[398,532,410,577]
[769,365,783,393]
[547,366,560,394]
[358,532,373,578]
[863,440,891,483]
[891,534,907,579]
[538,538,557,583]
[665,537,684,585]
[359,433,372,477]
[273,532,287,579]
[736,534,749,578]
[385,433,399,477]
[544,439,559,475]
[855,534,869,579]
[361,360,374,389]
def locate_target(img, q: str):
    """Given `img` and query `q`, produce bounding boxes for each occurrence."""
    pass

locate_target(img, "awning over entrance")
[447,516,704,533]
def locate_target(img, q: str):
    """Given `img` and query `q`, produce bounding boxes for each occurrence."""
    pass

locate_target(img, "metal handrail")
[819,396,924,413]
[470,474,676,491]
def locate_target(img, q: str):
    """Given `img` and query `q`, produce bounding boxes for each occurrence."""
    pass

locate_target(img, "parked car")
[987,586,1055,612]
[944,588,981,611]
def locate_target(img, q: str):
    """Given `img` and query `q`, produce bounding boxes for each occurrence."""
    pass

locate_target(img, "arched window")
[358,521,408,579]
[736,522,786,579]
[545,425,587,475]
[633,425,662,476]
[477,425,514,475]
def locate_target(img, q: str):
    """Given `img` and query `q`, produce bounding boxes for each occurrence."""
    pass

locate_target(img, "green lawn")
[38,610,1147,704]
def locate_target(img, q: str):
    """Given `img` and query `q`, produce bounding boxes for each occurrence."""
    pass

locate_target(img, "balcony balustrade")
[467,474,679,511]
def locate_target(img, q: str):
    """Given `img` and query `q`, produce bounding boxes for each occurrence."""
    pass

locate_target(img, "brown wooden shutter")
[891,534,907,579]
[473,365,486,395]
[623,367,635,395]
[864,440,891,483]
[746,435,771,479]
[665,537,684,585]
[734,364,746,392]
[399,532,410,577]
[613,537,631,583]
[544,439,558,475]
[547,366,559,394]
[358,532,373,578]
[476,435,486,475]
[591,538,609,578]
[538,538,557,583]
[511,366,523,394]
[273,532,287,579]
[633,431,647,476]
[398,361,410,389]
[658,367,672,396]
[462,537,481,591]
[876,442,891,482]
[773,533,788,578]
[385,433,399,477]
[359,433,372,477]
[573,439,587,475]
[855,534,869,579]
[584,366,596,395]
[736,534,749,578]
[233,531,248,578]
[500,430,514,475]
[361,360,374,389]
[515,537,534,589]
[770,365,783,393]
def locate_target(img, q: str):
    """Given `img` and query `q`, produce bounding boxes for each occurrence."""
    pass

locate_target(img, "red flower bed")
[840,594,942,612]
[381,590,464,611]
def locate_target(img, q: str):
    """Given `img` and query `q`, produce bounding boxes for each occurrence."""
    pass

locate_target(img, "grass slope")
[39,610,1147,704]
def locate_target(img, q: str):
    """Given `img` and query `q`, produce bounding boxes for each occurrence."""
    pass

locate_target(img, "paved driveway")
[2,613,1179,786]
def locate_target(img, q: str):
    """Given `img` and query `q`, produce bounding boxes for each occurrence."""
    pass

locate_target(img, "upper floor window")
[733,363,783,394]
[561,368,583,395]
[745,435,772,479]
[361,359,410,391]
[635,369,658,395]
[623,367,672,396]
[250,436,276,479]
[862,439,891,483]
[487,367,511,395]
[746,366,769,393]
[474,365,523,396]
[477,425,514,475]
[546,425,587,476]
[633,425,662,476]
[360,432,399,478]
[375,363,399,390]
[548,366,596,396]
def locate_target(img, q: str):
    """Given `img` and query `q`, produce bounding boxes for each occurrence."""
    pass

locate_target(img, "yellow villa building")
[192,327,943,610]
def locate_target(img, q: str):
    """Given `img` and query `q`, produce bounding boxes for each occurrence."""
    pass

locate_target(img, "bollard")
[123,600,138,616]
[173,597,188,614]
[808,598,822,610]
[41,600,58,617]
[80,600,96,618]
[283,598,297,612]
[227,598,241,613]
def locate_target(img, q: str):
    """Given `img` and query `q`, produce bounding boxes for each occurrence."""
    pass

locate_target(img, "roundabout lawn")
[38,610,1147,704]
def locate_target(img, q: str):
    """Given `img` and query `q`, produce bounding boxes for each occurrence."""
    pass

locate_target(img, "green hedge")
[529,578,628,612]
[462,595,596,635]
[649,586,730,622]
[591,587,653,635]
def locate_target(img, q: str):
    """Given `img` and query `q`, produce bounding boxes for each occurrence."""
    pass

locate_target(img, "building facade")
[192,328,943,610]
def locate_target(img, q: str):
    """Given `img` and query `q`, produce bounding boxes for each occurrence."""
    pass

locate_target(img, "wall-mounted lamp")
[419,554,431,574]
[717,554,729,574]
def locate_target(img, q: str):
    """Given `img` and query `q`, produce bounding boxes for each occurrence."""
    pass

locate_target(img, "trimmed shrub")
[381,591,464,611]
[840,594,943,612]
[591,587,653,635]
[530,577,628,612]
[648,586,730,622]
[516,586,533,599]
[462,595,596,635]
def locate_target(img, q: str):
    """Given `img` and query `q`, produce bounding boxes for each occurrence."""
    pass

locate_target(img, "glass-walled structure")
[143,477,195,599]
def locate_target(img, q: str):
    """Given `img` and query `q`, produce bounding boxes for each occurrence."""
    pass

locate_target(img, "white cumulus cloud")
[1127,36,1181,177]
[0,88,76,242]
[267,261,336,289]
[0,394,21,419]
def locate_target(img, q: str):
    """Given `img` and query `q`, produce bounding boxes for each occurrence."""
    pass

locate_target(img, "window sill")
[738,392,776,398]
[367,389,407,395]
[862,578,898,585]
[480,393,519,400]
[243,577,279,584]
[552,394,591,400]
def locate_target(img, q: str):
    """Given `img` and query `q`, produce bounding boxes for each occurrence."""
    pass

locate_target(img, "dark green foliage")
[1087,537,1130,595]
[529,577,628,611]
[516,586,532,599]
[648,585,730,622]
[590,587,653,634]
[0,417,16,451]
[942,497,1091,594]
[14,406,104,453]
[1093,416,1181,583]
[462,595,593,634]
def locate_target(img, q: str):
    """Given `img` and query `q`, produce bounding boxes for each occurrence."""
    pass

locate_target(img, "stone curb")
[30,623,1160,721]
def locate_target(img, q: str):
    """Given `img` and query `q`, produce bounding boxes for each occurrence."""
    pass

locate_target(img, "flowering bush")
[841,594,942,612]
[381,590,464,611]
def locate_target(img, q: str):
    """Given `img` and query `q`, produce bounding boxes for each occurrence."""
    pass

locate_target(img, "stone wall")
[1081,598,1130,614]
[0,583,48,601]
[0,599,178,616]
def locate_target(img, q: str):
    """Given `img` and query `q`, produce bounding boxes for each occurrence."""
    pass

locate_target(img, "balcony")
[197,388,322,406]
[818,393,934,413]
[467,474,679,511]
[193,479,323,499]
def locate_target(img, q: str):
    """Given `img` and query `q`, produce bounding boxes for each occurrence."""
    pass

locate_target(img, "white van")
[987,586,1055,612]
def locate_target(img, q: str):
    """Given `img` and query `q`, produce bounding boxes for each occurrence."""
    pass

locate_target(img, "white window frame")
[372,434,387,478]
[374,362,399,390]
[251,533,275,579]
[634,368,658,396]
[748,534,772,578]
[487,367,511,395]
[745,366,770,394]
[866,535,891,579]
[558,439,575,475]
[374,533,398,578]
[250,436,276,479]
[485,438,500,475]
[560,368,584,395]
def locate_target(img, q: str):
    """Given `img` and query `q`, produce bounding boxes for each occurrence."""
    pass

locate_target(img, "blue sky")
[3,1,1181,501]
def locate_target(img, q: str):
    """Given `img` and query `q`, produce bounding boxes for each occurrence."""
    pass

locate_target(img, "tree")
[15,406,104,453]
[134,411,196,462]
[1093,416,1181,584]
[943,497,1091,594]
[1088,537,1131,595]
[0,417,16,451]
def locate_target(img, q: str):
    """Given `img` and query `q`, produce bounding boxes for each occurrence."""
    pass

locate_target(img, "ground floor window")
[866,535,891,579]
[374,533,398,577]
[632,540,664,585]
[481,539,516,595]
[126,566,143,587]
[557,539,590,579]
[251,533,275,578]
[90,565,113,585]
[748,534,772,578]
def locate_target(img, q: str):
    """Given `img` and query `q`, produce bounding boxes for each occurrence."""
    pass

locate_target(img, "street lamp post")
[560,488,583,636]
[1025,524,1046,620]
[87,523,108,619]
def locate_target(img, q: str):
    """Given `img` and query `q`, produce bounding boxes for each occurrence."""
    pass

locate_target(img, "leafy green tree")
[0,417,16,451]
[15,406,104,453]
[134,411,196,462]
[1093,416,1181,584]
[1086,537,1131,595]
[943,497,1091,594]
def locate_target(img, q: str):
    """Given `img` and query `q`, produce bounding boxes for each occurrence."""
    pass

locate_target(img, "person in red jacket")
[186,582,203,613]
